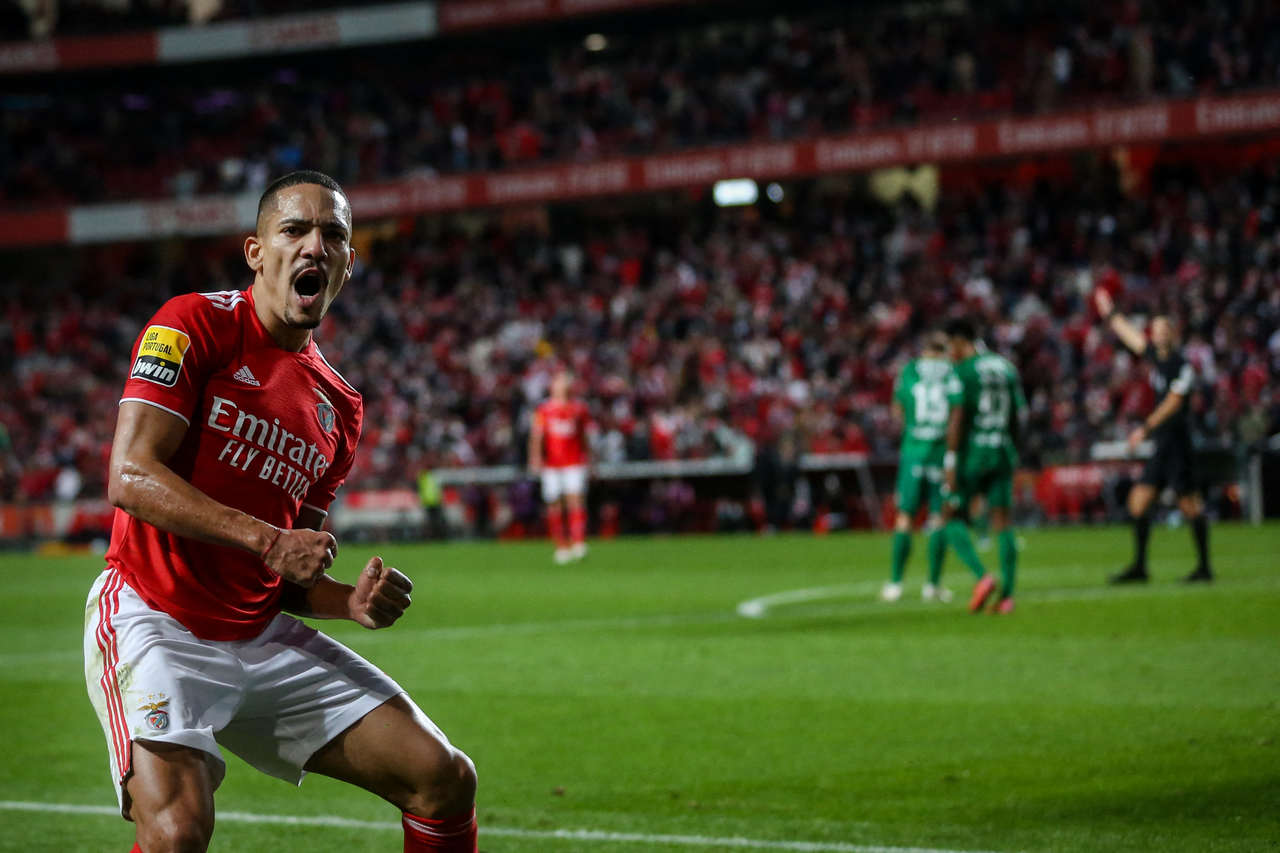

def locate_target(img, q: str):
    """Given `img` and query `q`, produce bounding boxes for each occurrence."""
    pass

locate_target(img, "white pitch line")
[734,576,1280,619]
[736,584,876,618]
[0,800,1002,853]
[4,576,1276,666]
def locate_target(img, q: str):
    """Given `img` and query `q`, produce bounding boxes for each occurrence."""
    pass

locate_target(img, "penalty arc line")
[0,800,1004,853]
[6,576,1276,666]
[735,575,1280,619]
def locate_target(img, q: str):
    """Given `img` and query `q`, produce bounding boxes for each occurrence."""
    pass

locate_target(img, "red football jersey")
[535,399,589,468]
[107,288,363,641]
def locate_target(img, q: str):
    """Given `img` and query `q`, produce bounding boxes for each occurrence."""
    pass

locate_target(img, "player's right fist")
[263,528,336,588]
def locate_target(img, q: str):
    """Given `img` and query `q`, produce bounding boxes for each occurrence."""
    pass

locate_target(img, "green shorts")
[896,457,944,516]
[945,459,1014,512]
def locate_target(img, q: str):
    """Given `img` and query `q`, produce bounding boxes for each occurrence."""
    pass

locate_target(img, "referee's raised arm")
[1094,288,1148,356]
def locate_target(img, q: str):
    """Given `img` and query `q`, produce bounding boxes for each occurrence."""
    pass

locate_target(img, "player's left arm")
[277,506,413,629]
[943,372,966,492]
[944,407,965,492]
[1127,360,1193,451]
[1127,390,1185,452]
[528,410,544,473]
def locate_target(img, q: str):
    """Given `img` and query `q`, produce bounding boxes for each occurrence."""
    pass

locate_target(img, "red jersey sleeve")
[120,293,231,424]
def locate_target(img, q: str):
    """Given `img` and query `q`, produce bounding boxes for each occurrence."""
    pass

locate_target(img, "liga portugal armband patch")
[131,325,191,387]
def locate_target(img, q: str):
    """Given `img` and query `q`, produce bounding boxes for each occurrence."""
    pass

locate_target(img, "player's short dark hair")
[923,330,949,355]
[256,170,349,229]
[944,316,979,342]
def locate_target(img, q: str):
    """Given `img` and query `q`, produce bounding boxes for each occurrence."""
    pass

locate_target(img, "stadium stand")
[1,1,1278,537]
[3,147,1277,521]
[3,0,1278,206]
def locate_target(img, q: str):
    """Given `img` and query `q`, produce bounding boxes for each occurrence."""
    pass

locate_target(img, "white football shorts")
[83,567,404,816]
[540,464,587,502]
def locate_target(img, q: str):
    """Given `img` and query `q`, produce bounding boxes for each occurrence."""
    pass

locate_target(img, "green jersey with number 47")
[894,357,954,462]
[948,352,1027,471]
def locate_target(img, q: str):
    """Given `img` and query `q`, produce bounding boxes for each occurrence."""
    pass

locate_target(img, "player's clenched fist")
[262,528,336,588]
[348,556,413,629]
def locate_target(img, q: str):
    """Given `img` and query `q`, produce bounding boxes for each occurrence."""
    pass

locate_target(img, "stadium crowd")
[3,150,1278,507]
[4,0,1279,207]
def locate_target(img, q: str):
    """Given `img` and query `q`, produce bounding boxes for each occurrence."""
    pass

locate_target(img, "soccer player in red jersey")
[83,171,478,852]
[528,370,592,563]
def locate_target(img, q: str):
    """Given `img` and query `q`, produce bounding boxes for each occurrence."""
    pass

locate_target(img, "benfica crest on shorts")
[138,694,170,731]
[313,387,336,433]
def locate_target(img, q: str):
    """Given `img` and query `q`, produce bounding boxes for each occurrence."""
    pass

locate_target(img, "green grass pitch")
[0,523,1277,852]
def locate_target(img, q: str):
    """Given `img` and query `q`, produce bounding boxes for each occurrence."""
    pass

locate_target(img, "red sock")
[130,845,142,853]
[403,807,477,852]
[546,506,568,548]
[569,506,587,544]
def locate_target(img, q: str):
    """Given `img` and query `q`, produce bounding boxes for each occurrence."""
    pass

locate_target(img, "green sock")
[998,529,1018,597]
[946,520,986,580]
[926,527,947,585]
[890,531,911,583]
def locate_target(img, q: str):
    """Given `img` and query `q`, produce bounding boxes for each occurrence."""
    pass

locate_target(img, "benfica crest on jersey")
[313,387,336,433]
[138,694,170,731]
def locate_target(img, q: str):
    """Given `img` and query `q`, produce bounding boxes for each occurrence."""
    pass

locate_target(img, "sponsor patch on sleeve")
[131,325,191,388]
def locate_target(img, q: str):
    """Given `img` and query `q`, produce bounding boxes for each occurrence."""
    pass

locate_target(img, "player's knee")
[894,513,911,532]
[404,745,477,818]
[136,803,214,852]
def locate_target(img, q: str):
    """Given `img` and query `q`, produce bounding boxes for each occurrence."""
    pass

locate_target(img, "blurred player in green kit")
[942,318,1028,614]
[882,331,956,603]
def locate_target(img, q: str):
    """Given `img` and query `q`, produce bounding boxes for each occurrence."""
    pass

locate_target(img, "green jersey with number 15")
[894,357,954,459]
[948,352,1027,467]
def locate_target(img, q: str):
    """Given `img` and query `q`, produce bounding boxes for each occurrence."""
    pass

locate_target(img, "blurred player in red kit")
[83,171,477,852]
[528,370,592,563]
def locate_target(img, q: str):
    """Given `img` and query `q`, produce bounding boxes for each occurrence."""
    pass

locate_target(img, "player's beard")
[283,308,323,330]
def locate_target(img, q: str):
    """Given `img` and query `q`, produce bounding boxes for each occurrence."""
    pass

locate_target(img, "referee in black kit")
[1094,288,1213,584]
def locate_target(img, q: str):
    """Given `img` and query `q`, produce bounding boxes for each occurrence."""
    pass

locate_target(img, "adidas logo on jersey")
[232,365,261,386]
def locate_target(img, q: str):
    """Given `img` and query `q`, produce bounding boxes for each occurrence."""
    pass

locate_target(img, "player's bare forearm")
[528,427,543,470]
[944,407,964,491]
[946,407,965,453]
[110,411,275,556]
[282,557,412,629]
[279,574,356,619]
[1145,391,1184,432]
[111,401,336,587]
[1109,316,1148,355]
[1099,309,1147,356]
[1095,289,1148,355]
